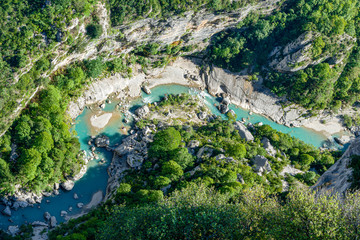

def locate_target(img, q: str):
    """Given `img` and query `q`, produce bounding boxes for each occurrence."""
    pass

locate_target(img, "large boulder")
[135,105,150,118]
[127,154,144,168]
[261,137,276,156]
[251,155,272,175]
[61,180,74,191]
[43,212,51,221]
[50,216,57,228]
[95,135,110,147]
[234,121,254,142]
[2,206,11,216]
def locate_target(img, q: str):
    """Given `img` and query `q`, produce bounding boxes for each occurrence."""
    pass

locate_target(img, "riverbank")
[68,57,352,139]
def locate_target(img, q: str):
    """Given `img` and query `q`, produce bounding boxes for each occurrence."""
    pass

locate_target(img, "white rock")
[61,180,75,191]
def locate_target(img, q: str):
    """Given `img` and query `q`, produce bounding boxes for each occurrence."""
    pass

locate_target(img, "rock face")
[251,155,272,175]
[261,137,276,156]
[269,31,356,72]
[234,121,254,142]
[135,105,150,118]
[61,180,75,191]
[313,138,360,195]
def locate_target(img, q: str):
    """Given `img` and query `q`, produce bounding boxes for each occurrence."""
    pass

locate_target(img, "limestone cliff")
[313,138,360,195]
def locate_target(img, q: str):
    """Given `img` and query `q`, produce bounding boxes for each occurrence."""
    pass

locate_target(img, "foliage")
[86,24,103,39]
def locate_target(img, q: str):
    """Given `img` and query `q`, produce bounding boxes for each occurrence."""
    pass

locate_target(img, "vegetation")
[208,0,360,110]
[108,0,258,26]
[49,183,360,239]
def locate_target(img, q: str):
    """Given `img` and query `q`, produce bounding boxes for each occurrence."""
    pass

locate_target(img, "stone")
[100,103,106,109]
[73,193,79,199]
[2,206,11,216]
[95,135,110,147]
[142,86,151,95]
[50,216,57,228]
[218,103,228,114]
[53,190,59,195]
[234,121,254,142]
[42,192,51,197]
[32,221,48,227]
[251,155,272,174]
[261,137,276,156]
[237,174,245,184]
[186,166,201,177]
[77,203,84,208]
[127,154,144,168]
[44,212,51,221]
[198,111,207,120]
[60,210,67,217]
[8,225,19,236]
[68,207,73,212]
[187,140,200,148]
[196,146,214,159]
[61,180,75,191]
[280,165,304,177]
[135,105,150,118]
[54,182,59,190]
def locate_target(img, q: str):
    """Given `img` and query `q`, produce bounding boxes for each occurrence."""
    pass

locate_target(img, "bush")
[86,24,103,39]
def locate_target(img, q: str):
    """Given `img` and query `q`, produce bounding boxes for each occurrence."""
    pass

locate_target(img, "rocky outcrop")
[2,206,11,216]
[135,105,150,118]
[312,138,360,195]
[95,135,110,147]
[61,180,75,191]
[269,31,356,72]
[206,65,310,127]
[261,137,276,156]
[251,155,272,175]
[7,225,19,236]
[50,216,57,228]
[234,121,254,142]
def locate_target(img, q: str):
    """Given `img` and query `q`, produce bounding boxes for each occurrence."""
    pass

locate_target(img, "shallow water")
[0,84,343,229]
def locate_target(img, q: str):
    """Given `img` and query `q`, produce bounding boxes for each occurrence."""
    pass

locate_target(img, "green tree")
[18,148,42,182]
[86,24,103,39]
[161,160,183,181]
[84,58,105,78]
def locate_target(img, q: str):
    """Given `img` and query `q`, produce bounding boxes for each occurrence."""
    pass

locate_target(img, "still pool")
[0,84,343,229]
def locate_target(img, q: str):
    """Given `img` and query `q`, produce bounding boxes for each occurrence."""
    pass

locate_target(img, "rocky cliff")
[313,138,360,195]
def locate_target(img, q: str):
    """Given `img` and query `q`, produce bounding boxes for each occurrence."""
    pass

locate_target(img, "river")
[0,84,344,229]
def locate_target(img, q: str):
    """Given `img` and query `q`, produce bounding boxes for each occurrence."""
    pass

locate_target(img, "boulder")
[12,200,28,210]
[8,225,19,236]
[53,190,60,195]
[2,206,11,216]
[61,180,74,191]
[142,86,151,95]
[218,103,228,114]
[237,174,245,184]
[251,155,272,174]
[73,193,79,199]
[95,135,110,147]
[135,105,150,118]
[261,137,276,156]
[234,121,254,142]
[60,210,67,217]
[77,203,84,208]
[187,140,200,148]
[54,183,59,190]
[50,216,57,228]
[32,221,48,227]
[196,146,214,159]
[43,212,51,221]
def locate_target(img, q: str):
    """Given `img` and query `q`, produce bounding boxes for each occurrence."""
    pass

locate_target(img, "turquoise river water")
[0,84,343,229]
